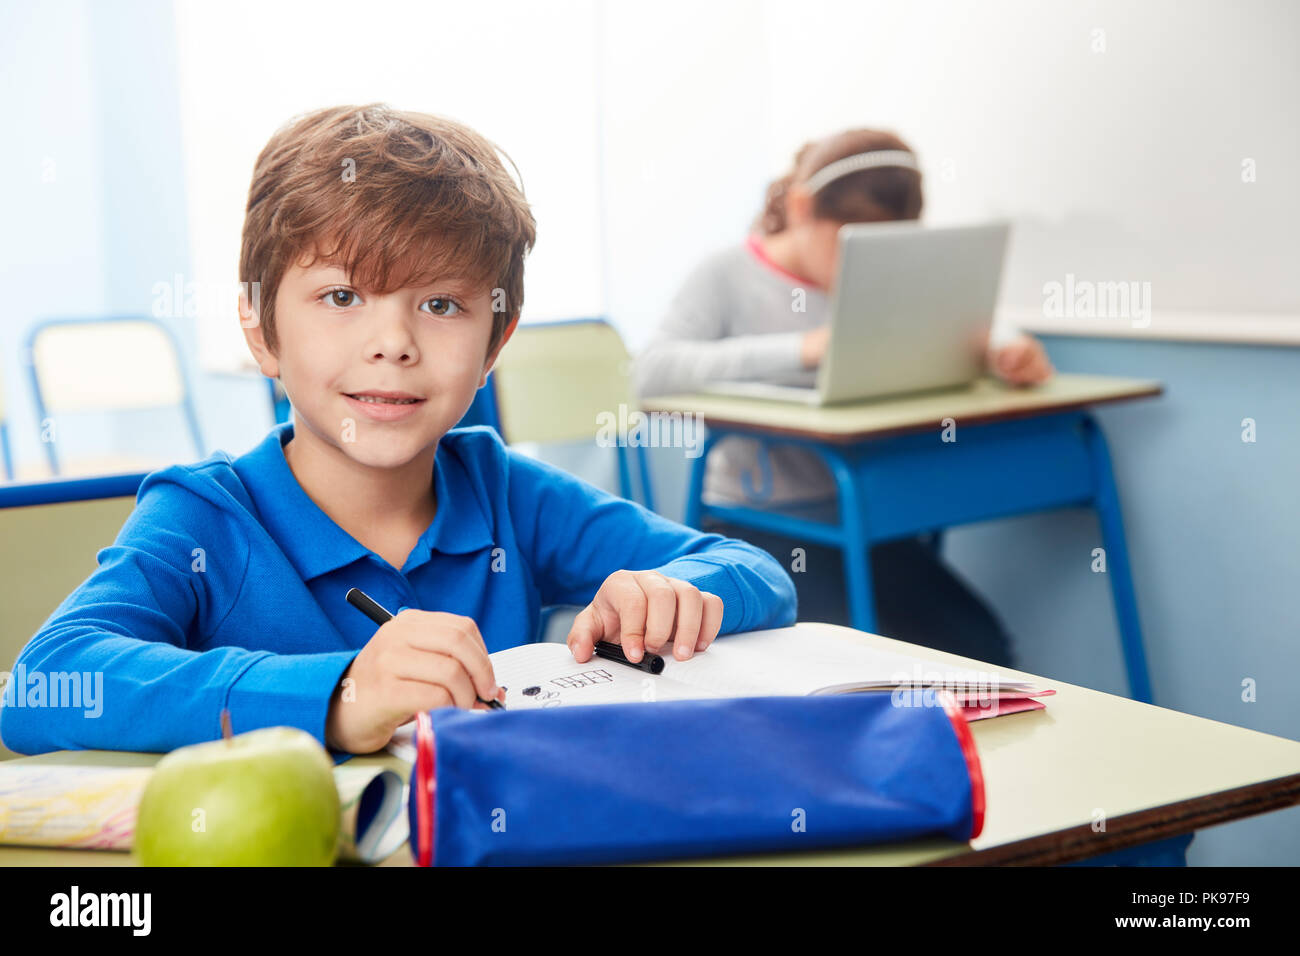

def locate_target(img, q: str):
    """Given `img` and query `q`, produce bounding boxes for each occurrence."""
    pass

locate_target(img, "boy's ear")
[244,293,284,379]
[239,291,280,379]
[480,313,520,386]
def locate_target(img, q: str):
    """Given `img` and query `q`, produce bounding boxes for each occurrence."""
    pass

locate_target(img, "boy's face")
[242,249,511,469]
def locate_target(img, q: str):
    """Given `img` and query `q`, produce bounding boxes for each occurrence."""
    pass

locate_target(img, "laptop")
[701,220,1011,406]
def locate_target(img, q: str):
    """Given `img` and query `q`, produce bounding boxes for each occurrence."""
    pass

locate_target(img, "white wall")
[174,0,605,372]
[177,0,1299,368]
[0,1,114,477]
[605,0,1299,351]
[754,0,1300,320]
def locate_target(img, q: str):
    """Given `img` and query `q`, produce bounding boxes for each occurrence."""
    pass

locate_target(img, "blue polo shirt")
[0,422,796,758]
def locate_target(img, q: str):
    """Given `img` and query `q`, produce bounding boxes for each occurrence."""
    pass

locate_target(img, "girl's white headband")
[801,149,919,194]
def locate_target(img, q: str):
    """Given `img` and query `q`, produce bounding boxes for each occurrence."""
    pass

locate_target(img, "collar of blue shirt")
[233,422,497,581]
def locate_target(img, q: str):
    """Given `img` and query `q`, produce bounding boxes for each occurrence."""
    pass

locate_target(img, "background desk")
[642,374,1163,702]
[3,624,1298,867]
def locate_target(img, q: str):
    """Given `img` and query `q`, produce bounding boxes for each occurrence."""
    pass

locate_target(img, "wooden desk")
[2,625,1296,867]
[641,373,1161,443]
[643,373,1164,702]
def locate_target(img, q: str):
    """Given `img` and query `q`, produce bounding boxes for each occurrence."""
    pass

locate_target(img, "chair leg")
[616,444,633,502]
[183,395,206,458]
[0,422,13,481]
[683,433,718,530]
[1083,415,1154,704]
[41,422,59,477]
[635,445,657,513]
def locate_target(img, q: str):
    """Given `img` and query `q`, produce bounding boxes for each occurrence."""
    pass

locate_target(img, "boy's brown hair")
[239,103,536,357]
[755,128,923,234]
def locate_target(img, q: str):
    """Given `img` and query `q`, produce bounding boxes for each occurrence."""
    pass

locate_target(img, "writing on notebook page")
[490,645,710,710]
[551,669,615,690]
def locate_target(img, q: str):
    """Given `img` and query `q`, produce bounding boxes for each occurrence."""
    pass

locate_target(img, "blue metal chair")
[484,317,655,510]
[0,470,148,509]
[23,316,206,477]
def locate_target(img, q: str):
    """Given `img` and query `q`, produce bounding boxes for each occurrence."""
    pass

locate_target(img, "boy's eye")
[321,288,359,308]
[422,296,461,317]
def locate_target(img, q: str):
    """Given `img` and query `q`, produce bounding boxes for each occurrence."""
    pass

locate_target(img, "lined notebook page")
[659,625,1034,697]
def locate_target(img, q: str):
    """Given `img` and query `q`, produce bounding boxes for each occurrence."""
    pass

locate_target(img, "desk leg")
[1083,415,1154,704]
[824,448,877,634]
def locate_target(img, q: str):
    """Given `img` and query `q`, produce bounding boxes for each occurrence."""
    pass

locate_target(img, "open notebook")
[388,623,1052,762]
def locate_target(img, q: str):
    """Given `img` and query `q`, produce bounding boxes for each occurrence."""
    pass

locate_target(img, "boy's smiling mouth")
[344,389,425,405]
[343,390,428,420]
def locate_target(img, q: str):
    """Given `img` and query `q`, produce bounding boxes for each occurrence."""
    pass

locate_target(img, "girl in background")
[635,128,1053,666]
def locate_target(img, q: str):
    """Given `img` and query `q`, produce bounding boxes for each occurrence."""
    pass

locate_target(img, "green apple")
[134,726,340,867]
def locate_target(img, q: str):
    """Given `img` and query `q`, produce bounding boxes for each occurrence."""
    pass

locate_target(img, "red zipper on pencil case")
[415,711,436,866]
[938,690,986,841]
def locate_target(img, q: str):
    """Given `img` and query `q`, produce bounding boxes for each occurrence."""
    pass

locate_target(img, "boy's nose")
[365,319,419,362]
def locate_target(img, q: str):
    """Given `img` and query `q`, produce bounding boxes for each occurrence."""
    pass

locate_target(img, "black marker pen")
[345,587,505,710]
[594,640,665,675]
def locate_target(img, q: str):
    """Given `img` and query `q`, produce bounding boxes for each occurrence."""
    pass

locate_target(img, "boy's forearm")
[0,627,357,756]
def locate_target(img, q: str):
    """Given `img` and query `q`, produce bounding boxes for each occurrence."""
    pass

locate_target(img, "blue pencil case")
[407,693,984,866]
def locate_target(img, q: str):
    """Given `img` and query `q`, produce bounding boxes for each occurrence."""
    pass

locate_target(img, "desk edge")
[928,770,1300,866]
[641,383,1164,444]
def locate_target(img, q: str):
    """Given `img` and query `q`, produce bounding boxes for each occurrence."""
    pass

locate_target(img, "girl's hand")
[566,570,725,665]
[800,325,831,369]
[991,334,1054,386]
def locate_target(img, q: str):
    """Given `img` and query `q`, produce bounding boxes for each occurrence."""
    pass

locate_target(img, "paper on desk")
[0,765,150,851]
[0,763,408,864]
[333,764,409,863]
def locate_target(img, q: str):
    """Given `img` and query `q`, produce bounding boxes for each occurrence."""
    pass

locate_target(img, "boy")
[0,104,796,758]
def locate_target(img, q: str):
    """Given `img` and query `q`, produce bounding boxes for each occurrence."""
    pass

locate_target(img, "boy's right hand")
[325,609,501,754]
[800,325,830,369]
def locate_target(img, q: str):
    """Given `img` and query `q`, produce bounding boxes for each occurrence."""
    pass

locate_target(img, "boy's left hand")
[991,334,1054,386]
[566,570,724,665]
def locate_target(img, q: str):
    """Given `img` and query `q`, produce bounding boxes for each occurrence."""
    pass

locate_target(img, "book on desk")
[388,622,1053,761]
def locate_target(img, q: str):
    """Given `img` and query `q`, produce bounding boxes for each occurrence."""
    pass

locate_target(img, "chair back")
[24,317,205,475]
[491,319,637,445]
[0,473,146,759]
